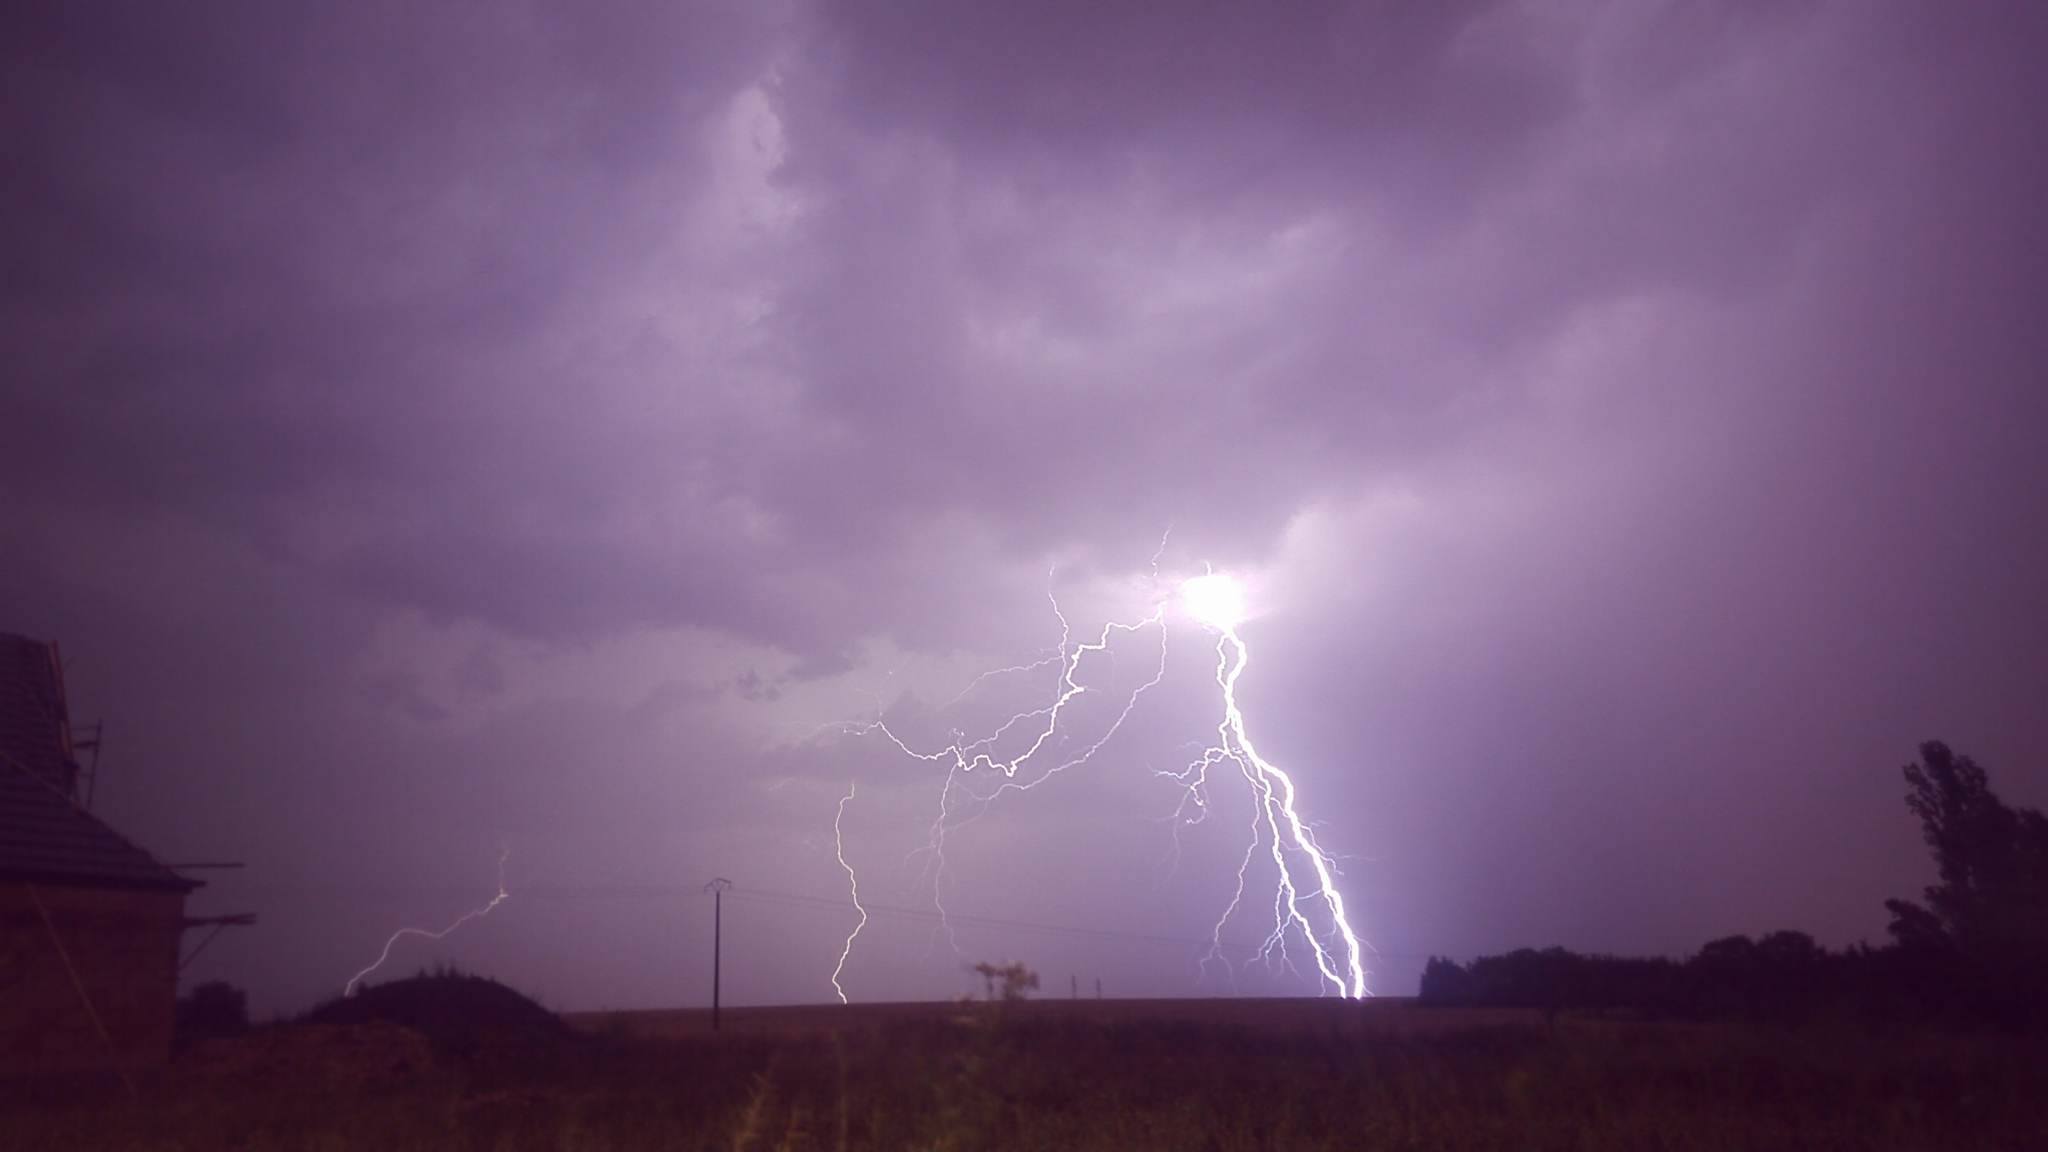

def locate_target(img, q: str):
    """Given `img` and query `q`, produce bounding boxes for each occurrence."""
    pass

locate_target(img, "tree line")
[1421,741,2048,1029]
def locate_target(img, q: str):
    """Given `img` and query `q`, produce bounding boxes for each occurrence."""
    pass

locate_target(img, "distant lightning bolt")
[831,781,868,1004]
[345,847,511,997]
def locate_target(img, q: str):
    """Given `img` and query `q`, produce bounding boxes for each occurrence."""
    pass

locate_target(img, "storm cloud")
[4,0,2044,1012]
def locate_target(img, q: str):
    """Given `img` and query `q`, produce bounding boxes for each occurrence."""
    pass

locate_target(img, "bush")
[969,961,1039,1002]
[300,967,565,1057]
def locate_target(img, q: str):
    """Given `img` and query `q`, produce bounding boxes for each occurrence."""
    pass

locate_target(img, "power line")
[230,877,1445,962]
[720,885,1445,962]
[725,884,1331,957]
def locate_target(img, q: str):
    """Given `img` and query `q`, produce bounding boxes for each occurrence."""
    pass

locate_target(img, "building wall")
[0,882,186,1076]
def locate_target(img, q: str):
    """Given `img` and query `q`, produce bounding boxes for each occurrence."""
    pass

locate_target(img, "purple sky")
[5,1,2045,1014]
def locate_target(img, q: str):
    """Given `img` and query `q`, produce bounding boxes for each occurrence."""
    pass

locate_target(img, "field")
[564,996,1545,1039]
[7,997,2046,1150]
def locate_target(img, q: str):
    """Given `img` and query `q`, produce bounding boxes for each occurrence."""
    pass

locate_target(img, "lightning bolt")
[825,579,1165,962]
[1202,624,1369,997]
[345,847,511,997]
[831,781,868,1004]
[939,650,1064,711]
[828,556,1371,1002]
[863,591,1165,782]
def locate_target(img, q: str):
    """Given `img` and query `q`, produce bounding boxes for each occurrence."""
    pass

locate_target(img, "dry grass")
[566,997,1542,1039]
[7,1000,2045,1150]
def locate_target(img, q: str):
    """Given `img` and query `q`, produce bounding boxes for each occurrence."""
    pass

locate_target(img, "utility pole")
[705,877,732,1033]
[1095,977,1102,1000]
[1071,974,1078,1000]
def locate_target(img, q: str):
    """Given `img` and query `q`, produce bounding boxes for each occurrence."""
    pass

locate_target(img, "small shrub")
[969,961,1039,1002]
[300,969,566,1058]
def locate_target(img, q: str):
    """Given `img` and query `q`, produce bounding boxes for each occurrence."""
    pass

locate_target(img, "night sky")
[4,1,2045,1016]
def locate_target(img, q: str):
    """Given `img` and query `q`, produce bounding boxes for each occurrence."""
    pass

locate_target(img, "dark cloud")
[3,1,2044,1012]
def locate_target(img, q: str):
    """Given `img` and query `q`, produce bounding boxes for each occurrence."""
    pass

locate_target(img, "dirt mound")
[179,1020,438,1094]
[302,970,567,1055]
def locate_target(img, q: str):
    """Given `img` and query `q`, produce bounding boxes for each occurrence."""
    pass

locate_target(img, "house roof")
[0,767,200,891]
[0,632,197,893]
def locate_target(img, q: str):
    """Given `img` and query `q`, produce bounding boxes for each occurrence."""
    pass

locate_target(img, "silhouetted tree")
[1882,896,1948,953]
[1695,934,1757,966]
[1884,740,2048,1023]
[1886,741,2048,953]
[1419,956,1471,1004]
[1756,930,1820,965]
[970,961,1038,1002]
[1417,742,2046,1029]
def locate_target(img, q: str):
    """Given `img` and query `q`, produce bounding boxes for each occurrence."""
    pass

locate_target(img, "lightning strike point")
[1180,570,1248,631]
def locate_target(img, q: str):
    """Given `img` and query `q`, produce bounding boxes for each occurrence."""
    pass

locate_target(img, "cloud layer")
[4,0,2044,1010]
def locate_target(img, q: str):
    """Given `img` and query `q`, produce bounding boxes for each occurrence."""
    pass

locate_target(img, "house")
[0,632,200,1076]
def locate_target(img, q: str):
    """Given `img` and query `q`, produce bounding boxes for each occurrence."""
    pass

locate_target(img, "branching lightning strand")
[829,557,1371,1001]
[346,847,511,997]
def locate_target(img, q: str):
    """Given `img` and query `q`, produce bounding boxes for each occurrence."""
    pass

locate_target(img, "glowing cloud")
[1180,571,1248,631]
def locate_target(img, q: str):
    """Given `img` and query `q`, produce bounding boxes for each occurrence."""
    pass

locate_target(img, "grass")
[7,1003,2046,1150]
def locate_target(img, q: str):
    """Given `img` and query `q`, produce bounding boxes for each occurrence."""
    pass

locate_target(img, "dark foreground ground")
[564,996,1545,1038]
[6,999,2045,1150]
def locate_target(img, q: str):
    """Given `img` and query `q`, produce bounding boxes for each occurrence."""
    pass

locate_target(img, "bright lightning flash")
[830,562,1371,1002]
[1180,571,1248,631]
[1181,573,1369,999]
[345,848,511,997]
